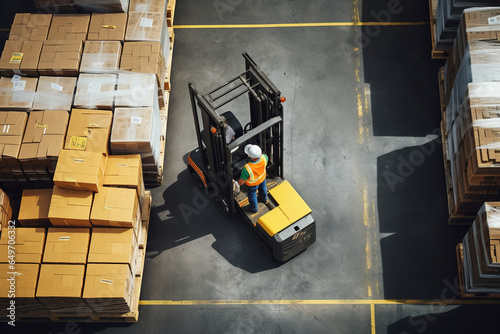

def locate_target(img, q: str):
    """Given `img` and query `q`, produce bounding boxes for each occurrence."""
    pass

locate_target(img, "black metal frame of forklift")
[187,53,316,262]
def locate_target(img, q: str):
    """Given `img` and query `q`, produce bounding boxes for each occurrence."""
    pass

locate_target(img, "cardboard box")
[65,109,113,154]
[83,263,134,313]
[47,14,90,41]
[38,40,83,76]
[0,112,28,164]
[125,12,164,42]
[87,228,137,271]
[36,264,85,297]
[0,263,40,297]
[90,187,139,229]
[103,155,145,207]
[18,189,53,227]
[0,188,12,229]
[0,228,46,263]
[33,76,76,111]
[110,107,161,167]
[43,228,90,264]
[87,13,127,41]
[0,77,38,110]
[120,41,165,91]
[115,72,156,107]
[19,109,69,163]
[129,0,165,14]
[53,149,107,192]
[74,74,116,110]
[9,13,52,41]
[80,41,122,73]
[48,186,93,227]
[0,40,43,76]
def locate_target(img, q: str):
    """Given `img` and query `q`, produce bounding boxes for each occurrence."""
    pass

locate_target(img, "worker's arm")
[238,178,245,186]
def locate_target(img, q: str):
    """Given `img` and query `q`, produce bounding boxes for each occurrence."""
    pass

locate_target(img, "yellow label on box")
[35,123,49,128]
[101,25,116,29]
[73,158,85,163]
[100,279,113,284]
[69,136,87,150]
[9,52,23,64]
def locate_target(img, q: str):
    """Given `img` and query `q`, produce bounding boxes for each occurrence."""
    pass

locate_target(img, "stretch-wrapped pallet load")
[459,202,500,296]
[435,1,500,50]
[74,73,117,109]
[446,40,500,216]
[444,7,500,103]
[33,76,77,111]
[126,0,170,69]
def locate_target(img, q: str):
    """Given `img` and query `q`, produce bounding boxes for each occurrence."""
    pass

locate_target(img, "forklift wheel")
[214,196,230,217]
[189,167,205,189]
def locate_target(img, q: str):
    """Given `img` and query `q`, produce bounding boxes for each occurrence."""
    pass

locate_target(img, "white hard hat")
[244,144,262,159]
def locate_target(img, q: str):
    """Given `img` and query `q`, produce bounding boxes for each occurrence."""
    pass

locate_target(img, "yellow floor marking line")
[139,299,500,306]
[371,304,376,334]
[174,22,428,29]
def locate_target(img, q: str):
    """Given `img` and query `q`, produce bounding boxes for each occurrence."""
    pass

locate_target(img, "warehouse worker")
[237,144,268,213]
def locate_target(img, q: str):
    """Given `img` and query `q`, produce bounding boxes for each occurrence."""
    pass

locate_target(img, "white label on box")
[140,18,153,28]
[51,83,63,91]
[12,80,25,91]
[11,74,21,83]
[100,279,114,284]
[59,236,70,241]
[87,82,102,94]
[488,15,500,25]
[131,117,142,124]
[3,125,10,133]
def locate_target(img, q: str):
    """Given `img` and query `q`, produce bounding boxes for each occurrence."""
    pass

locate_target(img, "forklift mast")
[188,53,285,216]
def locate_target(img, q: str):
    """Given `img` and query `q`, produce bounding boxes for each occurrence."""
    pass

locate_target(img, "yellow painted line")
[174,22,429,29]
[139,299,500,306]
[371,304,376,334]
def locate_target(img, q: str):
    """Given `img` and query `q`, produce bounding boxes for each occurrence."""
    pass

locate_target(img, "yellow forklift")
[187,53,315,262]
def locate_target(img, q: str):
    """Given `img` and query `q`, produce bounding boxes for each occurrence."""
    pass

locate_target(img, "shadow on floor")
[145,154,281,274]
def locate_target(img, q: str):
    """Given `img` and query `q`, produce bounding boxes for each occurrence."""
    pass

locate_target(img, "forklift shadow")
[146,163,283,273]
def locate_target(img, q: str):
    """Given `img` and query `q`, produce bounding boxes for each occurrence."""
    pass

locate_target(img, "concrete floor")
[6,0,500,333]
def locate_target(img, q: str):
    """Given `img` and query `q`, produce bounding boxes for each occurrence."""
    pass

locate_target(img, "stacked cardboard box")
[120,41,166,108]
[435,1,500,50]
[48,186,93,228]
[38,40,83,76]
[74,74,117,110]
[47,14,90,41]
[0,77,38,110]
[64,108,113,154]
[125,0,169,69]
[0,189,12,230]
[43,228,90,264]
[0,40,43,76]
[0,228,46,263]
[0,263,46,315]
[19,110,69,185]
[0,111,29,189]
[104,154,145,207]
[80,41,122,73]
[443,8,500,106]
[18,189,53,227]
[459,202,500,296]
[87,13,127,41]
[8,13,52,41]
[32,76,76,111]
[445,40,500,216]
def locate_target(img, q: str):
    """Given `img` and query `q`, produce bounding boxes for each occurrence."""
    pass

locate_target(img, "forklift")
[187,53,316,262]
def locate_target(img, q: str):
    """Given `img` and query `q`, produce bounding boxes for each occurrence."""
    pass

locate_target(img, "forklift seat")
[221,111,243,138]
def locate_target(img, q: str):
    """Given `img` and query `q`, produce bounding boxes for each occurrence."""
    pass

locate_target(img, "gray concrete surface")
[8,0,500,333]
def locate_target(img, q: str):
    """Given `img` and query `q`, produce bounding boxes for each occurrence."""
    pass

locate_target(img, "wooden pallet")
[6,191,152,323]
[429,0,450,59]
[167,0,176,27]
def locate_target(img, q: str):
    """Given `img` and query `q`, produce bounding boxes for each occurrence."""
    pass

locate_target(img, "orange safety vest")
[244,156,267,186]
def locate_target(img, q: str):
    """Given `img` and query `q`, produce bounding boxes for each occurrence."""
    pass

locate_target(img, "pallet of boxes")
[0,0,177,322]
[438,7,500,225]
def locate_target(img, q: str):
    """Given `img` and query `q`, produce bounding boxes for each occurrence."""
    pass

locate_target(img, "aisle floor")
[8,0,500,333]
